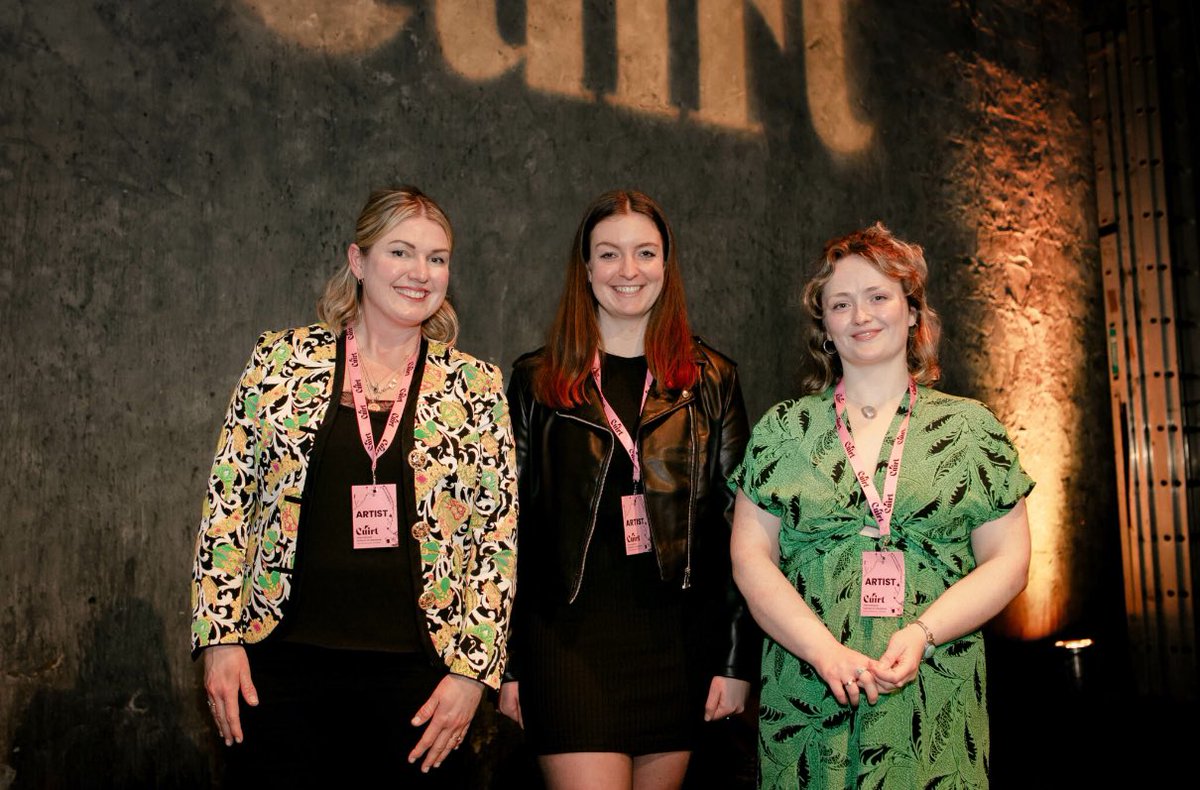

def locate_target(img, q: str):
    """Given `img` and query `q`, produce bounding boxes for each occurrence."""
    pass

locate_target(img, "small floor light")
[1054,638,1095,690]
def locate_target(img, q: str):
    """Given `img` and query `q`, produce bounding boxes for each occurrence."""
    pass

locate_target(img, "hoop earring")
[822,339,837,356]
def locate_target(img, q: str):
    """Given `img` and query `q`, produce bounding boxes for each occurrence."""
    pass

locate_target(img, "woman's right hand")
[498,681,523,728]
[203,644,259,745]
[811,642,882,708]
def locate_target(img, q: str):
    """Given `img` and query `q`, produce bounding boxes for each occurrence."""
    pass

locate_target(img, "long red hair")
[534,190,698,408]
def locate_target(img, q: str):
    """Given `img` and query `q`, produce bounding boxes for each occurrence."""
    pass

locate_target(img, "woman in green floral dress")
[729,224,1033,789]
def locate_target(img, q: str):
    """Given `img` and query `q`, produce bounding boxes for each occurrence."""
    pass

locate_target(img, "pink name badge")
[621,494,652,556]
[351,483,400,549]
[860,550,905,617]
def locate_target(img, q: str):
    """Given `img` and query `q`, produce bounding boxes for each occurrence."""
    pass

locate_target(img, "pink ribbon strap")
[345,326,417,484]
[833,378,917,537]
[591,352,654,484]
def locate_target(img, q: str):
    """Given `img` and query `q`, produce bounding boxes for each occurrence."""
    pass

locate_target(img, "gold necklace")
[361,360,401,399]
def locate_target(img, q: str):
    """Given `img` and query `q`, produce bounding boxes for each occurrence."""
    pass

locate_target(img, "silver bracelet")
[912,619,936,660]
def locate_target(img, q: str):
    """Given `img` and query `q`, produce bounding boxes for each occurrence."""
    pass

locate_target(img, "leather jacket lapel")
[641,355,706,426]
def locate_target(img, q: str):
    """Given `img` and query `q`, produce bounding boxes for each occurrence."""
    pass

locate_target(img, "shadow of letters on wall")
[243,0,874,151]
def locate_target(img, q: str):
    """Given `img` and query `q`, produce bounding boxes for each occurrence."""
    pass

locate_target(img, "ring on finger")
[854,667,866,677]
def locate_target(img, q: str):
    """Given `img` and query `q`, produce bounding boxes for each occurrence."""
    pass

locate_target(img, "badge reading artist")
[352,483,399,549]
[621,493,652,556]
[860,550,905,616]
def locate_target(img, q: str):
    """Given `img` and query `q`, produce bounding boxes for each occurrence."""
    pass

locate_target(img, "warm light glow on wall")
[942,58,1096,640]
[242,0,411,54]
[801,0,874,154]
[953,268,1076,640]
[998,384,1072,639]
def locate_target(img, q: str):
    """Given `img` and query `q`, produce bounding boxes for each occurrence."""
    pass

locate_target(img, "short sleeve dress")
[729,385,1034,790]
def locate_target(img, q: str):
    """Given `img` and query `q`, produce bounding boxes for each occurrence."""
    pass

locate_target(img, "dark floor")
[987,633,1194,788]
[485,632,1196,789]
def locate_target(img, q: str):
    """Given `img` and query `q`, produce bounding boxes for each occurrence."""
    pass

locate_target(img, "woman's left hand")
[408,674,485,772]
[868,624,927,691]
[704,676,751,720]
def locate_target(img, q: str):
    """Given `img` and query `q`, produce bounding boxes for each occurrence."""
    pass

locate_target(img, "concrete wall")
[0,0,1110,784]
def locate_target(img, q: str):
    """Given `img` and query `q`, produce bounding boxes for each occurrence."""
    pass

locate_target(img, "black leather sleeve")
[713,363,763,681]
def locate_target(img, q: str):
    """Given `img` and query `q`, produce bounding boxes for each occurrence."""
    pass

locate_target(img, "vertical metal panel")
[1087,1,1197,698]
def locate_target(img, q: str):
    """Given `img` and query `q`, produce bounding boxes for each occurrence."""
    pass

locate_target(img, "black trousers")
[221,643,471,788]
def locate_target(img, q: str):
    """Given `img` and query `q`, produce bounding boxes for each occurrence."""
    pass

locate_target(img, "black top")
[582,352,671,603]
[280,399,422,652]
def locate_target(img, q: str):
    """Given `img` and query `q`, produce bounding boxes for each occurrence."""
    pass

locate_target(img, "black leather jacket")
[506,338,760,681]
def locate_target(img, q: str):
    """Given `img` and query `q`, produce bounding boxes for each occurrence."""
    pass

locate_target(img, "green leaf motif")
[934,447,968,484]
[758,456,781,487]
[929,435,955,455]
[910,499,939,521]
[862,745,889,766]
[491,549,514,574]
[976,464,993,498]
[785,695,821,717]
[912,696,921,749]
[467,623,496,645]
[795,748,810,787]
[982,446,1011,469]
[929,698,957,762]
[761,704,787,723]
[947,471,968,507]
[924,413,953,432]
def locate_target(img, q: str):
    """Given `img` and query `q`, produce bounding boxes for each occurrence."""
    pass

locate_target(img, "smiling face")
[821,254,917,372]
[348,214,450,334]
[587,212,665,336]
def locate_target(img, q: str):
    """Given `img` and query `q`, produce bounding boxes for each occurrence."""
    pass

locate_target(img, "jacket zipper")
[636,394,696,586]
[682,407,698,590]
[557,411,614,603]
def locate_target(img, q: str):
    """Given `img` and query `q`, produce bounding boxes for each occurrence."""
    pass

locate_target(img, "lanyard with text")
[592,352,654,555]
[834,377,917,617]
[345,325,417,550]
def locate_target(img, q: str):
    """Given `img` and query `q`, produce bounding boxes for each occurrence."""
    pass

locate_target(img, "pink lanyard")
[833,378,917,537]
[345,326,417,484]
[591,352,654,484]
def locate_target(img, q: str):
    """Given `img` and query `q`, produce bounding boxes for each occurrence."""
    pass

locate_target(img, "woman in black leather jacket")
[499,189,759,789]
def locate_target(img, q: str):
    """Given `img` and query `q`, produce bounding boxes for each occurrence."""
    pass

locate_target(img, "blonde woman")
[191,187,517,787]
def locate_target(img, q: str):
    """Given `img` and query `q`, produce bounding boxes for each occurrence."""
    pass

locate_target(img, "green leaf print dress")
[730,386,1034,790]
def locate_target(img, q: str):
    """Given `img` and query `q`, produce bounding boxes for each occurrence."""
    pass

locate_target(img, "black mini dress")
[519,353,709,756]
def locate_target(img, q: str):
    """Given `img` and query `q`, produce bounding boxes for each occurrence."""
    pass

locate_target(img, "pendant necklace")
[362,362,401,399]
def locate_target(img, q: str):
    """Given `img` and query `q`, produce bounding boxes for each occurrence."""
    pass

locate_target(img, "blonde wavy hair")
[317,186,459,344]
[800,222,941,394]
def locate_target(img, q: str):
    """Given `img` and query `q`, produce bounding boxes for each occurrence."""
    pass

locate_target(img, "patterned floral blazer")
[190,324,518,689]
